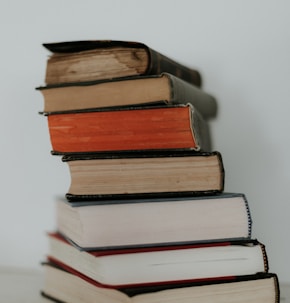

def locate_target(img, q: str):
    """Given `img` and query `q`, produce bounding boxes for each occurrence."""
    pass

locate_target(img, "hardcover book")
[43,40,202,86]
[47,234,267,287]
[55,193,250,250]
[46,104,211,154]
[41,262,280,303]
[62,150,224,201]
[37,73,217,118]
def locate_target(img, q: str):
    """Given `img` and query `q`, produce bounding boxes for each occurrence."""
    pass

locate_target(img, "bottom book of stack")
[42,261,279,303]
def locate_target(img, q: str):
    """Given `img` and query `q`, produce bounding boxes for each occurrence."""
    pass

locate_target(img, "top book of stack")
[43,40,202,87]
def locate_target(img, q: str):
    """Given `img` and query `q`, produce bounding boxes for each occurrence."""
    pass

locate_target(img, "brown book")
[62,150,224,202]
[43,40,202,86]
[37,73,216,118]
[42,262,280,303]
[46,104,211,154]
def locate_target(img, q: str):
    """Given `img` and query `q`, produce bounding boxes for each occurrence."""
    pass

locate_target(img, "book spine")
[165,73,217,119]
[188,104,211,151]
[146,48,202,87]
[242,195,252,238]
[273,274,280,303]
[260,243,269,272]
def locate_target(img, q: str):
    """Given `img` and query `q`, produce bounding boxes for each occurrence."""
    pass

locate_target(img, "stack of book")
[37,40,280,303]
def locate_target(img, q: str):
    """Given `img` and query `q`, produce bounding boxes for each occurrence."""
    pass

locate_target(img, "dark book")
[55,192,251,250]
[41,262,279,303]
[45,104,211,154]
[43,40,202,86]
[37,73,217,118]
[46,234,267,287]
[62,150,224,201]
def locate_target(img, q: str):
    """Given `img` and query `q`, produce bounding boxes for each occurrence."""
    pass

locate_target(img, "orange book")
[46,104,210,154]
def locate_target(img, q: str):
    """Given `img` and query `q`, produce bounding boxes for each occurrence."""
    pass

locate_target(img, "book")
[46,234,267,287]
[55,192,249,250]
[62,150,224,201]
[41,262,280,303]
[45,104,211,154]
[37,73,217,118]
[43,40,202,86]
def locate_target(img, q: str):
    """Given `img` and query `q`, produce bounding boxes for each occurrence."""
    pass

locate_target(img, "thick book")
[62,150,224,201]
[37,73,217,118]
[41,262,280,303]
[46,234,267,287]
[43,40,202,86]
[56,192,249,250]
[46,104,211,154]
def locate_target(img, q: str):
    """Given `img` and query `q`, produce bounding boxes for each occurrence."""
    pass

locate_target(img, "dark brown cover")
[37,73,217,118]
[43,40,202,87]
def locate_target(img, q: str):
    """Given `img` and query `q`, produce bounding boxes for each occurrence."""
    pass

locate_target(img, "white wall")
[1,0,289,283]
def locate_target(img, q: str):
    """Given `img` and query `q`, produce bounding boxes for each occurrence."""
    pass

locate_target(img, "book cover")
[37,73,217,118]
[43,40,202,86]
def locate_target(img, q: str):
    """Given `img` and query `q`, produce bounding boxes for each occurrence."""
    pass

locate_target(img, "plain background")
[0,0,289,283]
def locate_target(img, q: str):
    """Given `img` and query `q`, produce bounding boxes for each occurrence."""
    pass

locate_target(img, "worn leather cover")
[43,40,202,87]
[37,73,216,118]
